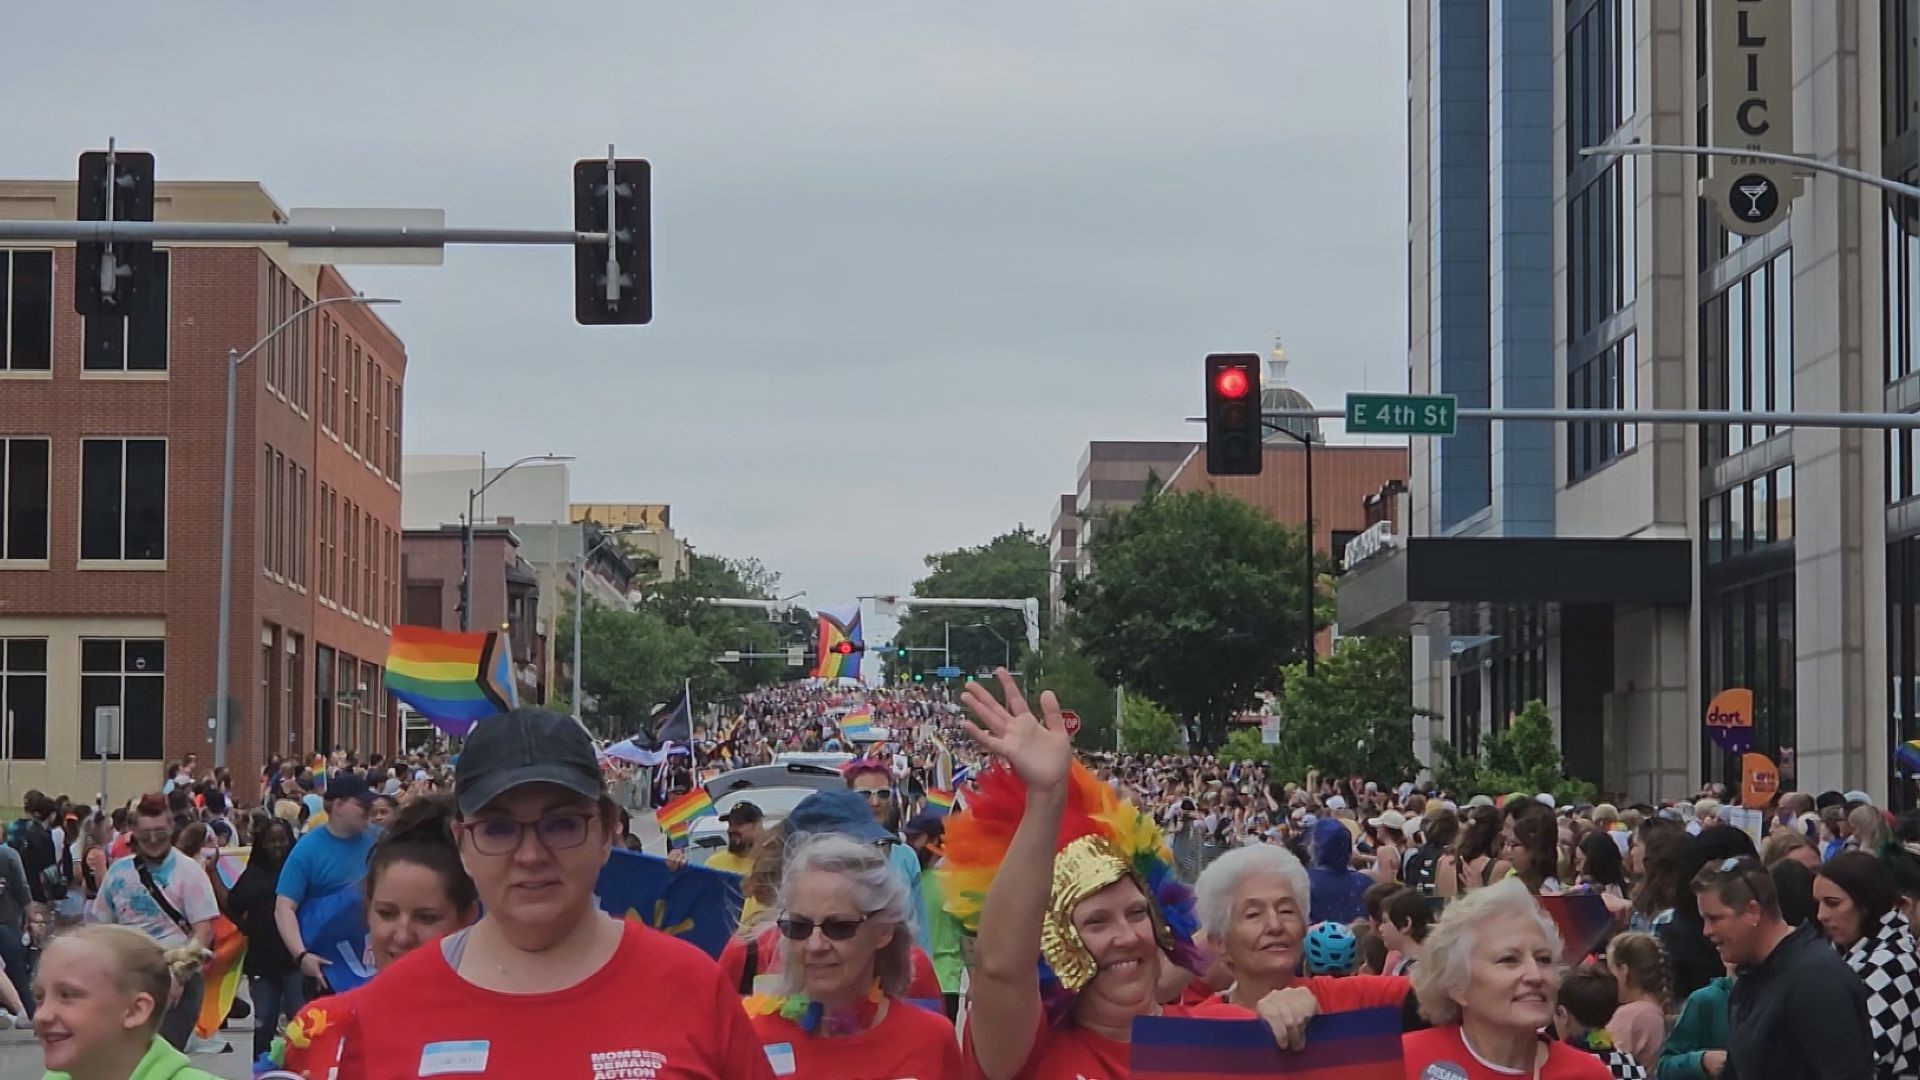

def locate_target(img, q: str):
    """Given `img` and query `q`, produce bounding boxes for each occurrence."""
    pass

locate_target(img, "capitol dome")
[1261,339,1321,444]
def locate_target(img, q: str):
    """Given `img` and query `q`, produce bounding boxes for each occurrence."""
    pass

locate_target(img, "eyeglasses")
[458,812,596,856]
[776,912,877,941]
[855,789,894,803]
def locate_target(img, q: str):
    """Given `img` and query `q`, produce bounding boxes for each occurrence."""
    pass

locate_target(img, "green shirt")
[43,1033,220,1080]
[919,863,966,993]
[1657,974,1732,1080]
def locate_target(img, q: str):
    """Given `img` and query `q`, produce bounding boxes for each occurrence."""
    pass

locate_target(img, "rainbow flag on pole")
[657,788,715,847]
[839,709,879,743]
[385,625,518,739]
[194,852,250,1038]
[924,789,955,816]
[1131,1007,1403,1079]
[1898,739,1920,774]
[811,604,864,680]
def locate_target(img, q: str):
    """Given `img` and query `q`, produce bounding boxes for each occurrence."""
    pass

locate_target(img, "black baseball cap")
[454,708,603,816]
[324,771,374,807]
[720,801,764,825]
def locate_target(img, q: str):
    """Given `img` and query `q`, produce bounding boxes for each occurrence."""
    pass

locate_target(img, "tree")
[891,528,1050,679]
[1067,489,1313,748]
[1430,700,1598,806]
[643,551,801,698]
[1119,692,1182,756]
[1219,726,1284,771]
[1273,637,1420,782]
[1030,641,1115,750]
[566,596,711,739]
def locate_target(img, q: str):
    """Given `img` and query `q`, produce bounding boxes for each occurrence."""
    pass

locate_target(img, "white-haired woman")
[744,833,959,1078]
[1194,845,1410,1013]
[1401,878,1611,1079]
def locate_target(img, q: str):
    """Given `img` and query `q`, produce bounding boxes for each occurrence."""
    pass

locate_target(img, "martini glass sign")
[1705,688,1755,754]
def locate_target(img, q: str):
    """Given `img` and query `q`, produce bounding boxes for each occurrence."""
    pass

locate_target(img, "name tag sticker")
[419,1040,490,1076]
[764,1042,796,1076]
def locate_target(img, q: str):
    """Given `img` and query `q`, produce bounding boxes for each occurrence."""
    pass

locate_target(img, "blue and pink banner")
[1131,1006,1403,1080]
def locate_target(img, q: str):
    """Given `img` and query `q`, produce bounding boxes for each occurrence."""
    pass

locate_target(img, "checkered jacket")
[1842,909,1920,1080]
[1569,1032,1649,1079]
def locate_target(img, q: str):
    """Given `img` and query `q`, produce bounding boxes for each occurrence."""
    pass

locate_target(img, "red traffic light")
[1214,366,1252,400]
[832,641,857,655]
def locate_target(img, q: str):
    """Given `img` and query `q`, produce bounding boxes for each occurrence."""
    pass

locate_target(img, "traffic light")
[1205,352,1263,475]
[912,672,925,684]
[74,149,155,316]
[896,647,908,660]
[573,157,652,325]
[832,641,857,656]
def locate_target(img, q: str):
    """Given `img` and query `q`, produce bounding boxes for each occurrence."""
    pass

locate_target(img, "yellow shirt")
[705,850,753,875]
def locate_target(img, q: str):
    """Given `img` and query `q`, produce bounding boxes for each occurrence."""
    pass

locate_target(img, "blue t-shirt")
[275,824,378,907]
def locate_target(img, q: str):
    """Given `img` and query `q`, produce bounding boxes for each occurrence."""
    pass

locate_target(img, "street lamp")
[966,622,1013,671]
[215,294,399,770]
[459,454,573,630]
[571,527,636,728]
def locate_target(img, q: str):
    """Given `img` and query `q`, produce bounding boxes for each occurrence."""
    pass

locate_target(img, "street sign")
[1061,710,1081,737]
[935,665,963,679]
[94,706,122,756]
[1345,393,1458,436]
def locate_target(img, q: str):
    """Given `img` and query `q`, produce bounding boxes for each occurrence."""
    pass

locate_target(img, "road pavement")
[0,1023,255,1077]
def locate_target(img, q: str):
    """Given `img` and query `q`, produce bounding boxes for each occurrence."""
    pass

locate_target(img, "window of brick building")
[82,250,169,373]
[80,638,164,760]
[80,438,165,562]
[0,437,50,562]
[0,250,53,372]
[1,639,47,761]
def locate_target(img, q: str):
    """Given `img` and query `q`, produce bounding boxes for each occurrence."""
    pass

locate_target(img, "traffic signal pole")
[1189,407,1920,431]
[0,218,604,249]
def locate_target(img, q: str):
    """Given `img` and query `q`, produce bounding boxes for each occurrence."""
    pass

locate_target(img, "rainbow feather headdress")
[938,759,1203,1025]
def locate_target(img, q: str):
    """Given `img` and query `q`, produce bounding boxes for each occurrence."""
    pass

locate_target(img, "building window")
[323,321,340,436]
[0,639,47,761]
[79,438,165,561]
[80,638,164,760]
[265,270,282,395]
[365,356,377,462]
[385,377,399,476]
[82,250,169,373]
[1701,570,1796,787]
[346,340,361,453]
[295,466,308,588]
[1567,0,1635,161]
[0,437,49,561]
[0,250,53,372]
[263,446,279,577]
[1568,334,1639,480]
[1701,250,1795,462]
[344,501,357,615]
[364,516,375,621]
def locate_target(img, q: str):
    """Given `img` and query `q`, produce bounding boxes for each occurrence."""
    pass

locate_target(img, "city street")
[0,1025,252,1077]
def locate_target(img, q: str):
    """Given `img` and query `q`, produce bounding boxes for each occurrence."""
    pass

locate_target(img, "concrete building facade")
[1351,0,1920,804]
[0,180,406,798]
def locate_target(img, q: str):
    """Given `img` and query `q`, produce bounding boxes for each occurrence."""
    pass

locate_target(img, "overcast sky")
[7,2,1408,612]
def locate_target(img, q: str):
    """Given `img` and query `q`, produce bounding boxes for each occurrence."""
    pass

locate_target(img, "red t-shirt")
[962,1000,1252,1080]
[1203,974,1412,1013]
[1400,1026,1613,1080]
[276,919,773,1079]
[751,998,961,1079]
[721,925,945,1006]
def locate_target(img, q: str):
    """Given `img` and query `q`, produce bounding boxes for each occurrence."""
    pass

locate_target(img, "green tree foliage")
[1272,637,1419,782]
[891,529,1050,679]
[644,552,805,698]
[565,594,710,739]
[1431,700,1598,806]
[1067,489,1313,748]
[1219,726,1285,770]
[1119,691,1182,756]
[1029,642,1116,750]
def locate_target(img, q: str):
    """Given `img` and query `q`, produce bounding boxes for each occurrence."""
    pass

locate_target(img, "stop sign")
[1060,710,1081,737]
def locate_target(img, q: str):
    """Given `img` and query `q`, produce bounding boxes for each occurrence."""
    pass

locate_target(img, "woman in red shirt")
[1400,878,1611,1079]
[940,672,1226,1080]
[267,707,771,1079]
[744,832,959,1078]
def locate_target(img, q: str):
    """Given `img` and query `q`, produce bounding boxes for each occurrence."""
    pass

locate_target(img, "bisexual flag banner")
[1131,1005,1403,1080]
[1538,890,1615,965]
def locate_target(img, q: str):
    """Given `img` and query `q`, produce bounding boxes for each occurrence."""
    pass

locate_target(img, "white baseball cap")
[1325,795,1348,811]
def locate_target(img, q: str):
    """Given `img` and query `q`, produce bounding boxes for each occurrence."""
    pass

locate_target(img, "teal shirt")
[1658,974,1732,1080]
[44,1033,219,1080]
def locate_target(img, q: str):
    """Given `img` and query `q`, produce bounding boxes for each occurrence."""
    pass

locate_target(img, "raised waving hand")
[958,668,1072,793]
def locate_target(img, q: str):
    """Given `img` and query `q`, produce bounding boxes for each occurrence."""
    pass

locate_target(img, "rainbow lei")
[744,982,885,1036]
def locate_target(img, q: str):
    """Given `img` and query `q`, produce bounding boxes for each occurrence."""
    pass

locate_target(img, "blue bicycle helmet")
[1303,920,1358,975]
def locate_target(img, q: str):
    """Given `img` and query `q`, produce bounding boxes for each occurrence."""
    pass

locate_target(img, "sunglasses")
[855,789,894,803]
[776,912,878,941]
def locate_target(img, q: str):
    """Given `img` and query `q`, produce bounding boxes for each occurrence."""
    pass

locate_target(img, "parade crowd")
[8,672,1918,1078]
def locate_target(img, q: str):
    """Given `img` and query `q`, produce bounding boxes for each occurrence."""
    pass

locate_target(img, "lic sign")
[1706,0,1798,236]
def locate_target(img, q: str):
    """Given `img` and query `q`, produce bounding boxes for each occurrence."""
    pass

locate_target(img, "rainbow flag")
[812,604,864,680]
[1898,739,1920,774]
[1538,891,1614,965]
[924,789,955,816]
[839,709,879,743]
[385,626,518,739]
[194,851,250,1038]
[657,788,715,846]
[1131,1006,1403,1079]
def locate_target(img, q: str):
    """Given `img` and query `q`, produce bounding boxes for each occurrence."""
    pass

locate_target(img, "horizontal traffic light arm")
[1185,406,1920,431]
[0,219,610,248]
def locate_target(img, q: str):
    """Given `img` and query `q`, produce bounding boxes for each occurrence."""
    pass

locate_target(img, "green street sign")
[1345,393,1458,436]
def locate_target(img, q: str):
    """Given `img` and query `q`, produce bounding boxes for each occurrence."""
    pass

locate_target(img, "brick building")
[0,180,405,801]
